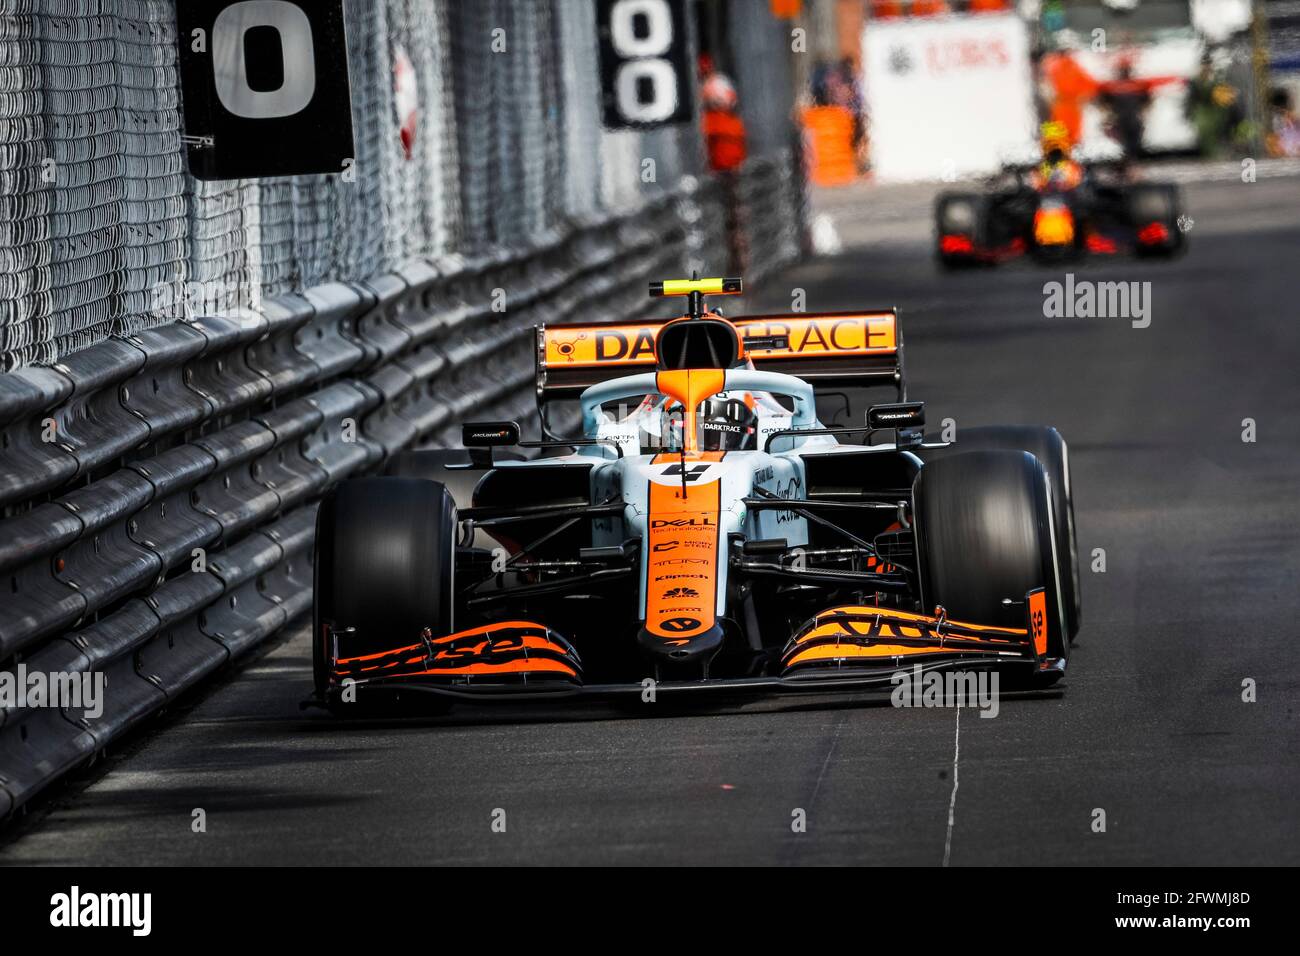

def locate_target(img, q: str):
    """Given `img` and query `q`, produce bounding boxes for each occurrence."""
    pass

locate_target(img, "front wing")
[315,593,1059,709]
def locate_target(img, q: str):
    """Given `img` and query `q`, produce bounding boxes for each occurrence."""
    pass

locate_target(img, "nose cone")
[638,622,725,666]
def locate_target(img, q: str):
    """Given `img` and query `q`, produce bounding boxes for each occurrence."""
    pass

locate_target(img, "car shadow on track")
[292,684,1066,732]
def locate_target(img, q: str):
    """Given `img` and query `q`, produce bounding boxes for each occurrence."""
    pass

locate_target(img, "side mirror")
[460,421,520,469]
[867,402,925,430]
[868,402,925,449]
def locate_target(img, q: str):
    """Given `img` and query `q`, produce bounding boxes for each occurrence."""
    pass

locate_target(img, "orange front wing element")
[331,621,582,685]
[782,606,1036,674]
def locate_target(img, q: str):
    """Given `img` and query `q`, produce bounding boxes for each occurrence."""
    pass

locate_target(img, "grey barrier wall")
[0,0,808,816]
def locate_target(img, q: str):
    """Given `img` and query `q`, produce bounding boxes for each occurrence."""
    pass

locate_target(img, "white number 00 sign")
[608,0,679,124]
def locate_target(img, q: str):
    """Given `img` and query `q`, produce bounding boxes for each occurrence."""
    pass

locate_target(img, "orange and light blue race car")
[309,277,1081,711]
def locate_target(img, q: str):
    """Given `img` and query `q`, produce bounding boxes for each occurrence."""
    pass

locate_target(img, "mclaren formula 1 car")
[310,277,1081,711]
[935,161,1185,267]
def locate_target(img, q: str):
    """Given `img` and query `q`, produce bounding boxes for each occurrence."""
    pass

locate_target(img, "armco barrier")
[0,171,788,817]
[734,148,807,287]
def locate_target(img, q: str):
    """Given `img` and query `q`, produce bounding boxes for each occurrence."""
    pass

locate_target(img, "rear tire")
[934,192,985,270]
[1127,182,1185,258]
[913,450,1068,679]
[917,426,1080,640]
[312,477,456,696]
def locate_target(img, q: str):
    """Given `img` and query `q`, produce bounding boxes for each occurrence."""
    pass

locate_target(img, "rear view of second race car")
[935,124,1186,267]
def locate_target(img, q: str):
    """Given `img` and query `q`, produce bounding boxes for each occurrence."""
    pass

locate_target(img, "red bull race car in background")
[934,157,1186,267]
[310,277,1081,712]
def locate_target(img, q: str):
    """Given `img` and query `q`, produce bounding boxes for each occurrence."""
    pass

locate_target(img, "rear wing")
[536,310,905,408]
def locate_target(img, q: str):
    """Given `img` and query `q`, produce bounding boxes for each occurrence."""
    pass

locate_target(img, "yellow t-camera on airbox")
[648,276,744,298]
[649,276,743,320]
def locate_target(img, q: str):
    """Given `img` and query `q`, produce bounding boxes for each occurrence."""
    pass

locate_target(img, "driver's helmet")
[632,391,760,452]
[698,393,758,451]
[1040,120,1072,158]
[1034,121,1081,190]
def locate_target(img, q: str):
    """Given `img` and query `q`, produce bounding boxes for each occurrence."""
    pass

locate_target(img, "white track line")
[808,711,846,809]
[942,706,961,867]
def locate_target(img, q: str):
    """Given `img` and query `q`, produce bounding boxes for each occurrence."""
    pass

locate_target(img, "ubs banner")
[862,14,1036,182]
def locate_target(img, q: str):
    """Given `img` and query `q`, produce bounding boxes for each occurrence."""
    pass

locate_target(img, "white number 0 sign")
[212,0,317,119]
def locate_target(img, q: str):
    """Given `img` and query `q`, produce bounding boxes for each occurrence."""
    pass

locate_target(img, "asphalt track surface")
[3,171,1298,866]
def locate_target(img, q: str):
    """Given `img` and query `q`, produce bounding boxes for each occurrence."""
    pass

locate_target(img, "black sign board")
[176,0,355,180]
[596,0,693,129]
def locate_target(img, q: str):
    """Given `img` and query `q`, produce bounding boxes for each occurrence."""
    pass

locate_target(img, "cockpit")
[594,389,796,454]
